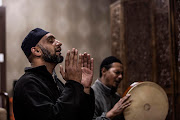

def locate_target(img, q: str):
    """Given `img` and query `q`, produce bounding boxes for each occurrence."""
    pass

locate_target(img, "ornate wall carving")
[154,0,171,88]
[111,3,121,57]
[166,94,174,120]
[153,1,174,119]
[123,0,153,85]
[176,0,180,73]
[174,0,180,119]
[110,0,175,119]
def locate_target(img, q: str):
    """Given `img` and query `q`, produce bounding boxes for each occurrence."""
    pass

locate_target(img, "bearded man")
[13,28,95,120]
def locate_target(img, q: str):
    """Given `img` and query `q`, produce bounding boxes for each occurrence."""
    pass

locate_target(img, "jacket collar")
[24,65,52,77]
[95,79,112,95]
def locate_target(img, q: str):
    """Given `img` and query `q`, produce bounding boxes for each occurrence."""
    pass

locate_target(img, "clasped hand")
[60,48,94,92]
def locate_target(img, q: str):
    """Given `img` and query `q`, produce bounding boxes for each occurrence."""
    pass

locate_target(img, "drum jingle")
[123,81,169,120]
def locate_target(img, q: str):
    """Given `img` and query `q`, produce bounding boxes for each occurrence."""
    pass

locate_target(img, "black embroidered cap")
[21,28,49,58]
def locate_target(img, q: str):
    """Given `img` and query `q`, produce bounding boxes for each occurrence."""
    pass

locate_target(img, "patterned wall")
[175,1,180,69]
[176,0,180,74]
[111,0,174,119]
[3,0,111,96]
[174,0,180,119]
[154,0,171,88]
[123,0,153,85]
[153,0,173,119]
[111,0,154,94]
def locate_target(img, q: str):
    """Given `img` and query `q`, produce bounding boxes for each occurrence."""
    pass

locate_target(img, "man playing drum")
[92,56,131,120]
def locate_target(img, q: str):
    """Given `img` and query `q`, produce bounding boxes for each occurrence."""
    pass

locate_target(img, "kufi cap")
[21,28,49,58]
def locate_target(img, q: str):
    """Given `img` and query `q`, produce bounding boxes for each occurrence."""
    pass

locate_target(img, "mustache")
[55,47,61,52]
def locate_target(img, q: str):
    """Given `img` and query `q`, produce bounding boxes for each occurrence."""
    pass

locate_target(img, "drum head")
[123,81,169,120]
[0,108,7,120]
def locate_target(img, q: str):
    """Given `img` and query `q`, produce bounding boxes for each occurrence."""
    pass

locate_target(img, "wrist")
[106,111,115,120]
[84,87,90,94]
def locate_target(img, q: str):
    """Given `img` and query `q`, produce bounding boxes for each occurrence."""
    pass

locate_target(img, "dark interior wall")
[0,6,6,92]
[110,0,180,119]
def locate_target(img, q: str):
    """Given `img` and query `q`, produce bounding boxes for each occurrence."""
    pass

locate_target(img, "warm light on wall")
[0,0,2,6]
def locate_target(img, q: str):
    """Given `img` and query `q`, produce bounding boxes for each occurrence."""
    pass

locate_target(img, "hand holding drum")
[106,94,131,119]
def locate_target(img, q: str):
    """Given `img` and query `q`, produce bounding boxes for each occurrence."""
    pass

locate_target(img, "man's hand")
[81,53,94,94]
[60,48,82,83]
[106,94,131,119]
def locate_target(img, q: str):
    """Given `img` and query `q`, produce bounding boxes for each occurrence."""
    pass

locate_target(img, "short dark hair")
[99,56,122,77]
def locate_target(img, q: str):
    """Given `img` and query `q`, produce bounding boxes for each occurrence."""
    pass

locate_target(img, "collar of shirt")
[24,65,52,79]
[95,79,112,95]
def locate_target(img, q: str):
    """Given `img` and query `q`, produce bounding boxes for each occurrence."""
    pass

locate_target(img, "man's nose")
[55,40,62,46]
[118,74,123,79]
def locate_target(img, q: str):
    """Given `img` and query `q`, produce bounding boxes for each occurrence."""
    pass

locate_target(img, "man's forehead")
[111,62,123,68]
[39,33,55,43]
[44,33,55,39]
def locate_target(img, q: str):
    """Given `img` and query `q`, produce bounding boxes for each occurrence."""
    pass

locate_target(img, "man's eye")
[48,38,54,43]
[114,71,120,74]
[49,40,54,43]
[115,71,123,76]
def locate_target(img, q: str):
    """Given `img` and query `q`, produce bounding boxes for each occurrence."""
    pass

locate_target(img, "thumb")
[59,65,66,80]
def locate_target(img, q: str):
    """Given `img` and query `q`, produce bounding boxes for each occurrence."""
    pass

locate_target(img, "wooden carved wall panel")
[123,0,153,86]
[175,0,180,97]
[176,0,180,73]
[111,3,121,57]
[110,0,177,119]
[174,0,180,119]
[153,1,174,119]
[111,1,126,95]
[154,0,172,88]
[111,0,180,120]
[166,94,174,120]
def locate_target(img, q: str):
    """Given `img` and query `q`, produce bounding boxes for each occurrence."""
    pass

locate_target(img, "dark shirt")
[13,65,95,120]
[92,79,124,120]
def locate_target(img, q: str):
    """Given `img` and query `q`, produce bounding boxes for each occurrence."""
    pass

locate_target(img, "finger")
[81,54,84,67]
[90,58,94,71]
[87,54,91,69]
[74,49,78,66]
[83,52,88,67]
[123,94,131,100]
[122,99,132,106]
[126,94,131,97]
[78,54,82,68]
[117,100,131,111]
[70,48,75,66]
[59,65,66,80]
[65,50,70,67]
[118,94,131,104]
[122,101,131,109]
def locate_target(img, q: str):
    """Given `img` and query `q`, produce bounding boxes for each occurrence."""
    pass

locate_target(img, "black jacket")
[13,65,95,120]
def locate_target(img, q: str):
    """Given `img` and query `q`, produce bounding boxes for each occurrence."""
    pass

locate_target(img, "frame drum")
[123,81,169,120]
[0,107,7,120]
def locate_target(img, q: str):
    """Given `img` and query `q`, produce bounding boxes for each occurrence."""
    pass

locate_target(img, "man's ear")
[31,47,41,57]
[101,67,107,75]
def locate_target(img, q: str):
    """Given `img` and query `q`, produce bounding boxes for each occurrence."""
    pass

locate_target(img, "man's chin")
[57,56,64,63]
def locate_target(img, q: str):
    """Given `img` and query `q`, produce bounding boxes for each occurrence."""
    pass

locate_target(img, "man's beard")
[39,45,64,63]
